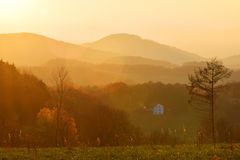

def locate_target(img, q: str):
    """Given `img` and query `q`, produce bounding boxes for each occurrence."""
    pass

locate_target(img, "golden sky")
[0,0,240,58]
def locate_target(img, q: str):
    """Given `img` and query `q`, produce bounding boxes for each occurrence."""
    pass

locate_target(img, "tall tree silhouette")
[188,58,232,146]
[52,66,69,147]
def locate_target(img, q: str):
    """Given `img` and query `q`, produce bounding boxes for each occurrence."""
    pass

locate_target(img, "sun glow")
[0,0,29,16]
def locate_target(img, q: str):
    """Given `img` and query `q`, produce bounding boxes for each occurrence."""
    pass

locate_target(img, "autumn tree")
[188,58,232,146]
[37,107,77,146]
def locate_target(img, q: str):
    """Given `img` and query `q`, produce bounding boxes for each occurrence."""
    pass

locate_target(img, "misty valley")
[0,33,240,159]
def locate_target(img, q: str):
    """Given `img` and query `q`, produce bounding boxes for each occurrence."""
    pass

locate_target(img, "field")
[0,144,240,160]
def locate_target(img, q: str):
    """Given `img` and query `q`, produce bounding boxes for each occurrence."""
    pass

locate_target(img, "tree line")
[0,60,166,147]
[0,59,240,147]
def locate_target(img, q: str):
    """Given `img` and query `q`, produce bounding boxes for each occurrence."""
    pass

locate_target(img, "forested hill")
[0,60,49,125]
[0,61,140,146]
[82,81,240,141]
[1,60,240,146]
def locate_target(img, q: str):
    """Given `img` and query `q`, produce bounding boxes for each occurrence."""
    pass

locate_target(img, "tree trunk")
[211,79,216,147]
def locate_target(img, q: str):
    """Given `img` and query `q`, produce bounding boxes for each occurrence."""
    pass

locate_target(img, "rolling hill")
[103,56,177,68]
[0,33,117,65]
[84,33,205,64]
[223,54,240,69]
[22,58,240,86]
[1,32,239,86]
[0,32,207,66]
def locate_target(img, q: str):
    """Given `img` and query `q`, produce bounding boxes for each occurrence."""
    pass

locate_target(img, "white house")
[152,104,164,115]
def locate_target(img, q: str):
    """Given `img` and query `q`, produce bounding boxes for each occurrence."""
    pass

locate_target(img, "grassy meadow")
[0,144,240,160]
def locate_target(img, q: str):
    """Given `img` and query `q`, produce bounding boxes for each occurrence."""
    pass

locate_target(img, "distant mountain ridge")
[0,32,205,66]
[1,32,240,68]
[84,33,205,64]
[0,32,118,65]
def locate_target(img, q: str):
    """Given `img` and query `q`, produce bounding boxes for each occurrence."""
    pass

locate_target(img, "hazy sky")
[0,0,240,58]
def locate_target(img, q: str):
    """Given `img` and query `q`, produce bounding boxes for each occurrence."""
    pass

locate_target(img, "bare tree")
[188,58,232,146]
[52,66,69,147]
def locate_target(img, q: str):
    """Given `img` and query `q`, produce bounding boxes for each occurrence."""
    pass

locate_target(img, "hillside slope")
[223,54,240,69]
[22,58,240,86]
[84,33,204,64]
[0,33,117,65]
[103,56,177,68]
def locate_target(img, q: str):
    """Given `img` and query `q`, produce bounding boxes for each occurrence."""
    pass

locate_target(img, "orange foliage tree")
[37,107,78,146]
